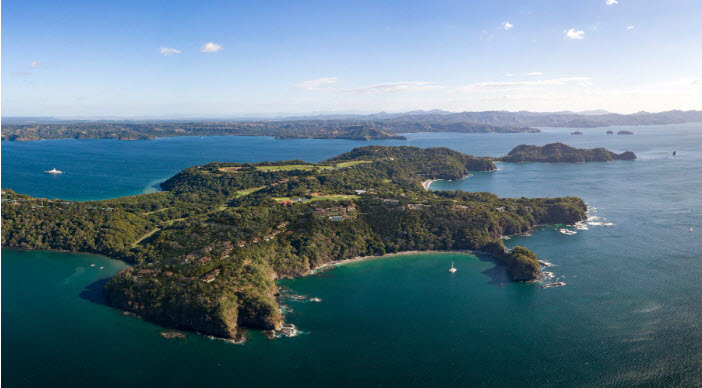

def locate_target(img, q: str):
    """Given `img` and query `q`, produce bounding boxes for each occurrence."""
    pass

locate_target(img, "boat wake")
[541,281,566,289]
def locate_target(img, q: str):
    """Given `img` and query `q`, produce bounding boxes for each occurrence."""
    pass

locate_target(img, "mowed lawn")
[220,161,372,173]
[311,194,359,201]
[333,160,372,168]
[235,186,266,197]
[255,164,332,172]
[273,194,359,202]
[256,160,371,171]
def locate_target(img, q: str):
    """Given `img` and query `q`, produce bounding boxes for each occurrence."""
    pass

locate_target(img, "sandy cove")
[421,179,438,190]
[308,250,479,275]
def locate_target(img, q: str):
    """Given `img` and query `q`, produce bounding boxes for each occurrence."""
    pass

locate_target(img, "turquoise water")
[2,123,702,386]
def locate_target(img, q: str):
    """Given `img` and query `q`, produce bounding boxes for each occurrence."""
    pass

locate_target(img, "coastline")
[421,179,438,190]
[422,173,475,191]
[308,249,479,275]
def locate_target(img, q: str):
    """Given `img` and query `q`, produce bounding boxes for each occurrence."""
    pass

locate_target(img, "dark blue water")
[2,125,677,201]
[2,123,701,386]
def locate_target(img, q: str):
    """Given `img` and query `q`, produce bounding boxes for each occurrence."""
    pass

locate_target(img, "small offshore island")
[497,142,637,163]
[1,144,635,340]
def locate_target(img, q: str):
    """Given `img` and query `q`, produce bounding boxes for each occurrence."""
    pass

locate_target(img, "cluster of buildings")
[235,221,290,247]
[270,177,296,187]
[278,197,310,207]
[312,204,356,221]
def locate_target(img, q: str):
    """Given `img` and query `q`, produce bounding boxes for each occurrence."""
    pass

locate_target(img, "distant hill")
[275,124,407,140]
[498,143,637,163]
[278,109,702,128]
[577,110,612,116]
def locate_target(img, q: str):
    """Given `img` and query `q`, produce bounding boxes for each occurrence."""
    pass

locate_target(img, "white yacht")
[45,168,63,174]
[449,261,457,273]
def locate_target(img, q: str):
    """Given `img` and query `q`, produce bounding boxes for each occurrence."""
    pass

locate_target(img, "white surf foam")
[574,221,589,230]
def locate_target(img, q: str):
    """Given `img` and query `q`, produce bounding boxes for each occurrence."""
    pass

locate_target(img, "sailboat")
[44,168,63,174]
[449,261,457,273]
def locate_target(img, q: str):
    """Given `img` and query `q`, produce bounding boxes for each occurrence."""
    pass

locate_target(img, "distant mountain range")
[279,109,702,128]
[4,109,702,128]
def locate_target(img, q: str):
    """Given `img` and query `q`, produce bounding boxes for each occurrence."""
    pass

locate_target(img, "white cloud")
[200,42,223,53]
[502,21,513,30]
[340,82,442,94]
[461,77,592,91]
[505,73,514,77]
[606,0,618,5]
[160,47,182,56]
[296,77,339,90]
[30,61,40,68]
[526,72,543,76]
[627,25,635,30]
[564,28,585,40]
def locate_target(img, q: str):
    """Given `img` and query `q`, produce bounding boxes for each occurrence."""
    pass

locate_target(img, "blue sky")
[2,0,701,117]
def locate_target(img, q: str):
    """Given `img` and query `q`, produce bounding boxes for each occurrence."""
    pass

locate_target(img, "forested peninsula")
[1,146,588,339]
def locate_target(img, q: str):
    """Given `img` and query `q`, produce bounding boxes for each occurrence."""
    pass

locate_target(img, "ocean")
[2,123,701,386]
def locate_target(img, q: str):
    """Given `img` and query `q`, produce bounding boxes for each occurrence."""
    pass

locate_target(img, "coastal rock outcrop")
[483,242,540,281]
[104,263,283,337]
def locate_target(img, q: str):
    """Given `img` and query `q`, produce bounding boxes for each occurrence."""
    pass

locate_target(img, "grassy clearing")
[251,161,369,172]
[235,186,266,197]
[255,165,333,172]
[273,194,359,203]
[132,228,160,247]
[164,218,186,226]
[335,160,372,168]
[310,194,359,202]
[218,166,242,173]
[142,207,171,215]
[218,186,268,210]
